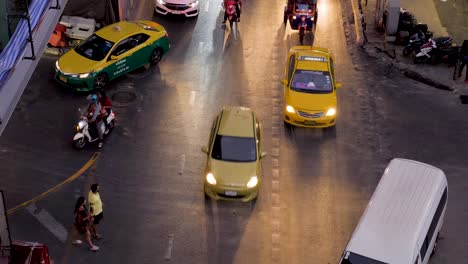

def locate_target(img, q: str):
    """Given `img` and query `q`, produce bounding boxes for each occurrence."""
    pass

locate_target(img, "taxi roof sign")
[298,56,327,62]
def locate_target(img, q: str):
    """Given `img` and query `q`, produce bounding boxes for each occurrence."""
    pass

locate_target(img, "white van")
[339,158,448,264]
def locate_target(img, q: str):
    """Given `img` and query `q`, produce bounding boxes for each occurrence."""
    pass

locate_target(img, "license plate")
[59,75,67,82]
[172,10,182,14]
[304,120,316,125]
[225,190,237,196]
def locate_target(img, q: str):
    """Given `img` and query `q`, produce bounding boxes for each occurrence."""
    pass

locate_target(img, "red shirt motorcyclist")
[222,0,242,24]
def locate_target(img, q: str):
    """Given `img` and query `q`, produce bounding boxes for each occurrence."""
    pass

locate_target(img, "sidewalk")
[352,0,467,95]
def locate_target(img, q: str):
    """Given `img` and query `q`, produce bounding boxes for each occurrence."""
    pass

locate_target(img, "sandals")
[94,234,103,239]
[89,245,100,251]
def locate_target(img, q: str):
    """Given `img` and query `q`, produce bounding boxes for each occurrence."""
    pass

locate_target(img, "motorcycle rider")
[86,94,104,148]
[457,40,468,82]
[222,0,241,24]
[98,90,112,134]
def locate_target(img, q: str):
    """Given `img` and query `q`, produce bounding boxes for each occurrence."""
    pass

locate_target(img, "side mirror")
[335,83,342,89]
[108,55,118,61]
[260,151,268,159]
[281,79,288,85]
[201,146,209,154]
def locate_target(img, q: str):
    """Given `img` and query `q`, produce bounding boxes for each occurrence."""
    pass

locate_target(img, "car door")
[106,37,139,79]
[127,33,152,68]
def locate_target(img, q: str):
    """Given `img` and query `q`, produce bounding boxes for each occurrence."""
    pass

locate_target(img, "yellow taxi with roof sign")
[54,20,170,91]
[281,46,342,128]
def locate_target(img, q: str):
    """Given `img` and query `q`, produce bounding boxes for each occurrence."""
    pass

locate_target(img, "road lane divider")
[6,152,101,215]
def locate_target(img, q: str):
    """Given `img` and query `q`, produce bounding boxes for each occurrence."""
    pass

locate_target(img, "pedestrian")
[88,184,104,239]
[456,40,468,82]
[72,196,99,251]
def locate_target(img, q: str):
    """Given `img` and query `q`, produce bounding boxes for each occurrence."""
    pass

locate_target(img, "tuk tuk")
[284,0,318,29]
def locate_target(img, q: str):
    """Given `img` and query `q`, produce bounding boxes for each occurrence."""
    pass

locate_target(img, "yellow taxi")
[201,107,266,202]
[282,46,342,128]
[55,20,170,91]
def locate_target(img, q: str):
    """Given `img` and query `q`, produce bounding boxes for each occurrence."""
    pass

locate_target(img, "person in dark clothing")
[457,40,468,82]
[72,196,100,251]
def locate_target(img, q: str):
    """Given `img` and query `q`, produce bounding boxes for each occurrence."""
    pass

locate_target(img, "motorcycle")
[225,1,240,31]
[402,31,429,56]
[299,15,307,45]
[73,108,115,150]
[414,37,454,64]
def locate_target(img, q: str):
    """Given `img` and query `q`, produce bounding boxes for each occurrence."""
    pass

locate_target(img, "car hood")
[164,0,196,5]
[208,159,258,187]
[58,49,101,74]
[285,88,336,111]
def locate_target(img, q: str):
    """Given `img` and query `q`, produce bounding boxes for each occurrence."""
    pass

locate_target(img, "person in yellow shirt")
[88,183,103,239]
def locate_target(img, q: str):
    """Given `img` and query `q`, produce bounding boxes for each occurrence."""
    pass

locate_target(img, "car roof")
[346,158,447,263]
[95,21,142,43]
[291,46,331,71]
[217,107,255,138]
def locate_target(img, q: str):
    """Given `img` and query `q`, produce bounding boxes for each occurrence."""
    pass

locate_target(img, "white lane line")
[204,0,210,12]
[189,91,196,106]
[178,154,186,175]
[165,234,175,260]
[26,204,68,243]
[198,41,204,54]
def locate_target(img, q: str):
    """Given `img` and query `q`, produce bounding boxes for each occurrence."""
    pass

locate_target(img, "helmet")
[90,94,98,103]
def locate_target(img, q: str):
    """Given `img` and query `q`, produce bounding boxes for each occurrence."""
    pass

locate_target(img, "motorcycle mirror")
[336,83,343,89]
[281,79,288,85]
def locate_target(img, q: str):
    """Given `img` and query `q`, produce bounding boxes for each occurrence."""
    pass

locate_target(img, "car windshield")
[291,70,332,93]
[75,34,114,61]
[211,135,257,162]
[340,252,387,264]
[296,3,310,11]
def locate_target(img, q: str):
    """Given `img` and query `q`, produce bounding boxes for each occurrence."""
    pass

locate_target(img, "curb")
[349,1,459,92]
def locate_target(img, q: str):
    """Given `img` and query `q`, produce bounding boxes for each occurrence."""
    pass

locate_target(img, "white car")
[155,0,200,17]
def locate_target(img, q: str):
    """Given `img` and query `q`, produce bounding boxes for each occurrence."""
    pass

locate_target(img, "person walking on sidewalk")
[88,183,104,239]
[72,196,99,251]
[456,40,468,82]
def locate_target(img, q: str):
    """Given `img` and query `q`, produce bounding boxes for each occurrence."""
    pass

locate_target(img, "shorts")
[93,212,103,225]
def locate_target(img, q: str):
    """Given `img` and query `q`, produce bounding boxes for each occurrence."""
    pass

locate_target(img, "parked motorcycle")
[402,31,430,56]
[73,109,115,150]
[414,37,454,64]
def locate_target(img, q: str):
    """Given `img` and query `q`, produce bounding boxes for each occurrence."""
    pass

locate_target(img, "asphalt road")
[1,0,468,263]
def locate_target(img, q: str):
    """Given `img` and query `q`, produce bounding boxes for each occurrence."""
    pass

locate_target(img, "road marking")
[165,234,175,260]
[7,152,101,215]
[189,91,196,106]
[198,41,204,54]
[26,204,68,243]
[204,0,210,12]
[178,154,186,175]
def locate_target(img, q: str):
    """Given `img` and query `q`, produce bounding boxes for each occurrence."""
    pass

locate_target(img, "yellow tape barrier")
[6,152,101,216]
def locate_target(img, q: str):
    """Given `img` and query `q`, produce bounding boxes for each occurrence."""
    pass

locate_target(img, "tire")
[299,27,305,45]
[150,48,163,65]
[403,46,412,56]
[93,73,108,90]
[73,137,86,150]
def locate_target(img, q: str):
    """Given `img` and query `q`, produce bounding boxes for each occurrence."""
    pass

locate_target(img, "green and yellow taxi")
[55,20,170,91]
[282,46,342,128]
[201,107,267,202]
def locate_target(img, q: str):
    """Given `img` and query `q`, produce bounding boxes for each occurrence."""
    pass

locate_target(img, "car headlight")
[79,73,90,78]
[293,15,297,19]
[157,0,166,4]
[325,108,336,116]
[246,176,258,188]
[286,105,295,113]
[206,172,216,185]
[189,0,199,7]
[55,61,61,71]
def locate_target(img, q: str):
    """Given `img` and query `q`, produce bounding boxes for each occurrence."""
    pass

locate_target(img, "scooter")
[72,109,115,150]
[414,37,455,64]
[402,31,428,56]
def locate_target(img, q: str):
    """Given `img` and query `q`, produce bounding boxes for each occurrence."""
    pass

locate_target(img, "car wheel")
[150,48,163,65]
[93,73,108,90]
